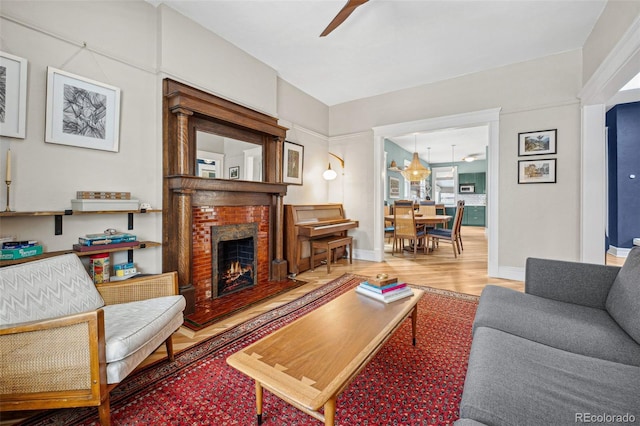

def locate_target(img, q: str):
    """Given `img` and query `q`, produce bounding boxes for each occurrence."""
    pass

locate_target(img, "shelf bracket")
[128,213,134,230]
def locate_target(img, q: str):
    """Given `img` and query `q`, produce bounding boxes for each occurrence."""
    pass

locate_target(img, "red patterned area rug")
[19,274,479,426]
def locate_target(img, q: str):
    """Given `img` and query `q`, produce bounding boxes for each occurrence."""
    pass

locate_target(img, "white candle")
[5,149,11,182]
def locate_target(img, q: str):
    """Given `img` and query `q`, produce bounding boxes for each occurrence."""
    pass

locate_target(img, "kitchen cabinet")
[458,172,486,194]
[462,206,486,227]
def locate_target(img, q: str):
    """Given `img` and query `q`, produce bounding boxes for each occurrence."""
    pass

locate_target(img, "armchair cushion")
[606,246,640,344]
[0,254,104,325]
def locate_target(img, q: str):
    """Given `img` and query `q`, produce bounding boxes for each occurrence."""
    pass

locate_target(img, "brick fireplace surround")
[192,206,269,305]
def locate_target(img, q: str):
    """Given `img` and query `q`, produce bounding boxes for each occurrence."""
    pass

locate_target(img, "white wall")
[0,0,330,274]
[329,51,583,273]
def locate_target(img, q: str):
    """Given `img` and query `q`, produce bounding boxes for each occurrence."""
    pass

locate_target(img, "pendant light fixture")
[401,134,431,182]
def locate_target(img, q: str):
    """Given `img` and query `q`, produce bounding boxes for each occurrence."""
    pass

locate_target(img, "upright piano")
[284,204,359,275]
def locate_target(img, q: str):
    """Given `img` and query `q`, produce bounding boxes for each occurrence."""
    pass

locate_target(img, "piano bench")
[311,236,353,273]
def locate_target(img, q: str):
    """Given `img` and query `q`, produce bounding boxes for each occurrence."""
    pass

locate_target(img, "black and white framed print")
[283,141,304,185]
[45,67,121,152]
[518,159,557,184]
[0,52,28,139]
[518,129,557,156]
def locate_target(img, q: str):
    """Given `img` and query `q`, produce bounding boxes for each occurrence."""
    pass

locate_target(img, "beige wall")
[329,51,583,270]
[0,0,329,273]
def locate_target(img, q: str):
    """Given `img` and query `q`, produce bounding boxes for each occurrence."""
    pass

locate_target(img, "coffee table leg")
[411,307,418,346]
[324,396,336,426]
[255,381,263,425]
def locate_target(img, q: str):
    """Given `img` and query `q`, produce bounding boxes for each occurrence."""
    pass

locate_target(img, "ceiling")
[389,126,489,165]
[154,0,610,164]
[156,0,607,107]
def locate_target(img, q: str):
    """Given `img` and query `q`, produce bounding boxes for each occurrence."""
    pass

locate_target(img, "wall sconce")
[322,152,344,181]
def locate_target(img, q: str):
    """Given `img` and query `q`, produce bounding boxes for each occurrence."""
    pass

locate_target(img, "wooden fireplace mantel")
[163,79,289,315]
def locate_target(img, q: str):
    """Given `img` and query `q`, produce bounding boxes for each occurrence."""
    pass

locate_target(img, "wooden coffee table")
[226,286,424,425]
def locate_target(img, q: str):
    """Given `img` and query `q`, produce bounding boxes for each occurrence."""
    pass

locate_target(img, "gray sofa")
[457,247,640,425]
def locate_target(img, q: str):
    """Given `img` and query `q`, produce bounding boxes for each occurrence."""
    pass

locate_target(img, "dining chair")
[393,201,427,259]
[384,205,394,243]
[427,200,464,258]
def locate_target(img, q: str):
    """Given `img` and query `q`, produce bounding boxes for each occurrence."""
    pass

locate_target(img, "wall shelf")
[0,209,161,235]
[0,241,161,267]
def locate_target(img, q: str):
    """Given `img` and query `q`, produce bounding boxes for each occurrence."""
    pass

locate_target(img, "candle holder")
[5,180,11,212]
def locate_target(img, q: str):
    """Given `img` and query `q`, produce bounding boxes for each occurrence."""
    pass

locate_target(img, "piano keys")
[284,204,359,275]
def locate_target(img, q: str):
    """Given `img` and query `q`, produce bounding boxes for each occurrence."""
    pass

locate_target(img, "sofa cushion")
[606,246,640,344]
[0,254,104,325]
[102,295,186,363]
[474,285,640,366]
[459,327,640,426]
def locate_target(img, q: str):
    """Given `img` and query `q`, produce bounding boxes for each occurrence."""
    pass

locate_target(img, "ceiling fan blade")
[320,0,369,37]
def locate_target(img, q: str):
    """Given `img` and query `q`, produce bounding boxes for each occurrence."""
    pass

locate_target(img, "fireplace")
[212,223,258,298]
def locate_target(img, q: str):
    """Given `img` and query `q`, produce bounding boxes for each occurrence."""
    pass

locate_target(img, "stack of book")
[73,232,138,253]
[76,191,131,199]
[110,262,140,281]
[355,276,414,303]
[1,240,43,260]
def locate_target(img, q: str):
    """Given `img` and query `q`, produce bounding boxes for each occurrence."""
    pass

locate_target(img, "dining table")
[384,214,452,227]
[384,214,452,254]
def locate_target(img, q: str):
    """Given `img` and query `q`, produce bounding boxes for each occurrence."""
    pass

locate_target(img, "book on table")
[355,282,414,303]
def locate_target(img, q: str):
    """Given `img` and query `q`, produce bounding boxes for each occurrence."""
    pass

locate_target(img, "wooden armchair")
[0,254,186,425]
[427,200,465,257]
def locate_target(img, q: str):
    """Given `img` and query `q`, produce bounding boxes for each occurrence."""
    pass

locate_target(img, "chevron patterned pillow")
[0,254,105,325]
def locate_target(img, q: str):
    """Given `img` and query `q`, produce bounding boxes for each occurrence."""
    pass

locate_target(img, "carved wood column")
[173,108,193,175]
[271,136,287,280]
[174,188,195,315]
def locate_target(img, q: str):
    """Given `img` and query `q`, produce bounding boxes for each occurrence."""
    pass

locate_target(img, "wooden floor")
[145,226,523,368]
[4,227,628,425]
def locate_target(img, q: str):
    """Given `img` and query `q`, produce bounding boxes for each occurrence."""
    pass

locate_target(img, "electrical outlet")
[205,290,212,298]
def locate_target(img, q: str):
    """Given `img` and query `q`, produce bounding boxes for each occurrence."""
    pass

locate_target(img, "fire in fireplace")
[211,223,258,299]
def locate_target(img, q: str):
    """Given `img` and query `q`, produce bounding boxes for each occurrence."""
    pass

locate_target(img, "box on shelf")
[71,199,139,211]
[1,245,44,260]
[89,253,110,284]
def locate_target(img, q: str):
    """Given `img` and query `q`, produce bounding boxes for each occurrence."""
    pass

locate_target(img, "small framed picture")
[0,51,28,139]
[518,129,557,156]
[45,67,121,152]
[283,141,304,185]
[389,176,400,198]
[518,159,556,184]
[229,166,239,179]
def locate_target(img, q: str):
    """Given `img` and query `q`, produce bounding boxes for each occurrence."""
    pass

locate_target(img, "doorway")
[373,108,501,277]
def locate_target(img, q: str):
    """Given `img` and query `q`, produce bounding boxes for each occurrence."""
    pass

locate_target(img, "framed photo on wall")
[518,129,557,156]
[229,166,239,179]
[0,51,28,139]
[518,158,557,184]
[389,176,400,198]
[45,67,121,152]
[283,141,304,185]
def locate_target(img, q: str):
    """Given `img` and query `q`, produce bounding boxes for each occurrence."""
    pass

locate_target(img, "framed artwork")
[45,67,121,152]
[389,176,400,198]
[197,150,224,178]
[518,159,556,184]
[229,166,239,179]
[283,141,304,185]
[0,52,28,138]
[518,129,557,156]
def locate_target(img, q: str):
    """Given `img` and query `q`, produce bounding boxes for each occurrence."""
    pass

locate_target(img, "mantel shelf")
[0,209,161,235]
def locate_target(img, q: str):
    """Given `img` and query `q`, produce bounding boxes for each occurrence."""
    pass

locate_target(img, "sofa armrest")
[0,310,106,409]
[525,258,620,309]
[97,272,178,305]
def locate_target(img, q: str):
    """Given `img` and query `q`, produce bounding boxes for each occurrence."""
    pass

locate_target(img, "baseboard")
[497,266,525,282]
[608,246,631,258]
[353,248,378,262]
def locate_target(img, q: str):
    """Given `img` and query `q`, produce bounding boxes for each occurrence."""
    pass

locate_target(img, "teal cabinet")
[462,206,486,226]
[458,172,486,194]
